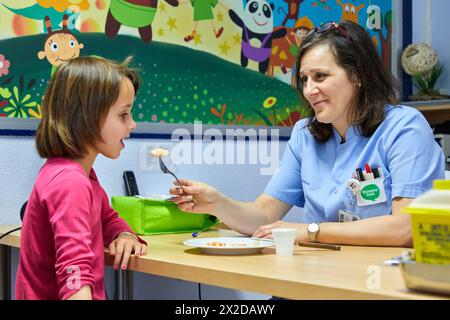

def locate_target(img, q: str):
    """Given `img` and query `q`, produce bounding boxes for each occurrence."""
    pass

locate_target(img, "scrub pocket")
[356,178,387,206]
[345,171,392,219]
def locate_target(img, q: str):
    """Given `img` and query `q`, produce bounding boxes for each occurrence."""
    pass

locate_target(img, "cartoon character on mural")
[181,0,228,42]
[2,0,89,31]
[229,0,287,74]
[37,15,84,76]
[0,0,394,124]
[278,0,304,27]
[280,16,313,85]
[105,0,180,43]
[374,10,392,69]
[336,0,364,23]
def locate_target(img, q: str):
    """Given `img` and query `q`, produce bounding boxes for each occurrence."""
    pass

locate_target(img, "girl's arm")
[67,285,92,300]
[100,189,146,246]
[100,189,147,269]
[44,171,98,300]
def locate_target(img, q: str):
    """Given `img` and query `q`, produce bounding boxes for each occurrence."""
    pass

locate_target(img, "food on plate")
[206,241,247,247]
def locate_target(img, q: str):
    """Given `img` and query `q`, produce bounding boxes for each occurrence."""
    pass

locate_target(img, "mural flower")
[0,55,10,77]
[3,85,38,118]
[263,97,277,109]
[28,104,42,119]
[37,0,90,13]
[1,76,39,118]
[210,103,227,124]
[0,87,12,100]
[263,96,278,126]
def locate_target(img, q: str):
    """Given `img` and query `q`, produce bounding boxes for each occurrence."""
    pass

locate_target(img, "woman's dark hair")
[295,21,398,142]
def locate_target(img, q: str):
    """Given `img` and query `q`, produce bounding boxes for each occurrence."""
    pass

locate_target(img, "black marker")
[372,167,380,179]
[356,168,365,181]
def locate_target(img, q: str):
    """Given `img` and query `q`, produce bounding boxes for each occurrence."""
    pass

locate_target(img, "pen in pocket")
[356,168,365,182]
[363,163,374,181]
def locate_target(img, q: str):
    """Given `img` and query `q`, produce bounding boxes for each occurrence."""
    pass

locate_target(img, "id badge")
[339,210,360,222]
[355,177,387,207]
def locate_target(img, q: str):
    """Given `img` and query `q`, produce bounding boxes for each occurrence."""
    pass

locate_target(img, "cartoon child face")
[38,32,84,67]
[295,27,310,41]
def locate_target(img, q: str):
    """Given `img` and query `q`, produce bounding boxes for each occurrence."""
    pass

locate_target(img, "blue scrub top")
[264,105,445,224]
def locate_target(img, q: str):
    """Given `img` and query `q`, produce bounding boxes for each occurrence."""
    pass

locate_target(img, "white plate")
[183,237,274,255]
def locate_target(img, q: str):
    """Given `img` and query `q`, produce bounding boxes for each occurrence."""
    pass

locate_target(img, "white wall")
[0,136,302,224]
[0,134,302,299]
[413,0,450,95]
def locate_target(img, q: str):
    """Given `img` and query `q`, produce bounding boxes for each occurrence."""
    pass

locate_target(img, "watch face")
[308,223,319,233]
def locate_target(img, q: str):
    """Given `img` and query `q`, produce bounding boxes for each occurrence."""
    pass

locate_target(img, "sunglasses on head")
[306,22,351,42]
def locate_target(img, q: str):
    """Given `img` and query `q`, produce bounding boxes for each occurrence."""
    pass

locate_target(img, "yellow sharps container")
[403,180,450,264]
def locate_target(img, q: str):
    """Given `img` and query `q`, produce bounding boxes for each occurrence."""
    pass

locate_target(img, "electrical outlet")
[139,142,176,172]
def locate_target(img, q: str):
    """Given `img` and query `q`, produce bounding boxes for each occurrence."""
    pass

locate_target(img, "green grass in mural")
[0,33,306,126]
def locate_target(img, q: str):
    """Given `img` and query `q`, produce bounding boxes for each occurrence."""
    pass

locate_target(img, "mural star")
[157,28,165,37]
[219,41,230,55]
[194,32,202,45]
[166,17,177,31]
[159,2,166,12]
[217,11,223,22]
[233,33,241,45]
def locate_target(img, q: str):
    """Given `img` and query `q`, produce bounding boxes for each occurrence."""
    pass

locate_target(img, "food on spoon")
[150,148,169,157]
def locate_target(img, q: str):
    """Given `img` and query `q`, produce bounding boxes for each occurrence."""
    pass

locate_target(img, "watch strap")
[308,223,320,243]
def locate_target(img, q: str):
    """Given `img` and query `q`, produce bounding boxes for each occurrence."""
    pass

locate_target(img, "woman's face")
[299,43,358,136]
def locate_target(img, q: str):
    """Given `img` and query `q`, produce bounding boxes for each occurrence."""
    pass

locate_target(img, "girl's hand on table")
[109,232,147,270]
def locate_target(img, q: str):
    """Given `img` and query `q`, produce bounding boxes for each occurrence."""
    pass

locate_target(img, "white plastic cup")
[271,228,297,256]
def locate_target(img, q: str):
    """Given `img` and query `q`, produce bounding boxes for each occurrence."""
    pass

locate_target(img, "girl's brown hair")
[36,56,139,158]
[295,21,398,142]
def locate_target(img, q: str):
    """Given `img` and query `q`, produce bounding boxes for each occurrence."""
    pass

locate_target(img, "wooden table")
[0,225,446,300]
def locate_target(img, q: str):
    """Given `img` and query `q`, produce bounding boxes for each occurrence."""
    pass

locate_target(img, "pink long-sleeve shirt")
[15,157,143,300]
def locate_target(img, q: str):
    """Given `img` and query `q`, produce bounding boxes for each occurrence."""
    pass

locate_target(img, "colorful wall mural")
[0,0,393,127]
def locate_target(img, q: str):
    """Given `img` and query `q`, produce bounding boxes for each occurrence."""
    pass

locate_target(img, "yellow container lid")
[434,180,450,190]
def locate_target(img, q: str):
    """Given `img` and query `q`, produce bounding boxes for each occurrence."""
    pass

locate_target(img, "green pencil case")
[111,196,219,235]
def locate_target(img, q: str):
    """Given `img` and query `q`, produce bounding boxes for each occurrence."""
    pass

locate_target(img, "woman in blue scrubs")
[170,21,445,247]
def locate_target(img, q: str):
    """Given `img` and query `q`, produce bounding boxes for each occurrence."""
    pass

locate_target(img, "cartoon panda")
[229,0,286,74]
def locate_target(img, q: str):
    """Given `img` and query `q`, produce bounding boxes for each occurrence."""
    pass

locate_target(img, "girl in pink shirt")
[15,57,147,300]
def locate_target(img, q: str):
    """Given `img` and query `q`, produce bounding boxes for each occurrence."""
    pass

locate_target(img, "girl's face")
[97,77,136,159]
[299,44,358,137]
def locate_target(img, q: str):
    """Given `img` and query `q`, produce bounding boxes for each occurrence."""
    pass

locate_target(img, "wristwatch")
[307,223,320,243]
